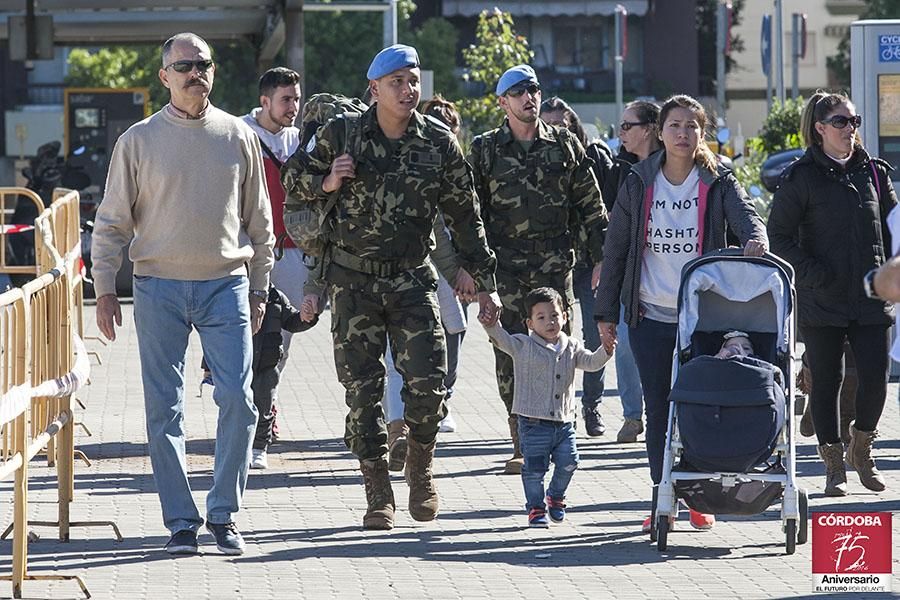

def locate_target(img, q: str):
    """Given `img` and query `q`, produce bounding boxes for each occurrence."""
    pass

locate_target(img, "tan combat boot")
[359,458,395,530]
[505,414,524,474]
[405,438,439,521]
[387,419,409,472]
[817,442,849,497]
[846,424,886,492]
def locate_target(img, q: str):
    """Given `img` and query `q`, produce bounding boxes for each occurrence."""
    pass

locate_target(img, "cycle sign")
[879,34,900,62]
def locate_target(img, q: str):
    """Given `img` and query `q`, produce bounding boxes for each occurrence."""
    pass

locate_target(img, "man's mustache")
[184,78,209,88]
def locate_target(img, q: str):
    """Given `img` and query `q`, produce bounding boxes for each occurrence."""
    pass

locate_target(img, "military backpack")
[283,94,367,258]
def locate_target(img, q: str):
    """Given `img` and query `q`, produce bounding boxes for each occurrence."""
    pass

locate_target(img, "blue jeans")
[616,304,644,420]
[627,317,677,485]
[573,266,605,409]
[517,417,579,511]
[133,275,257,533]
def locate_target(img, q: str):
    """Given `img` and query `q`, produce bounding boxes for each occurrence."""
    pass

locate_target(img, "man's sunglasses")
[820,114,862,130]
[620,120,650,131]
[165,59,214,74]
[506,83,540,98]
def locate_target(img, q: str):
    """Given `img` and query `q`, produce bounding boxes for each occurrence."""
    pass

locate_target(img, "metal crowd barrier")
[0,188,120,599]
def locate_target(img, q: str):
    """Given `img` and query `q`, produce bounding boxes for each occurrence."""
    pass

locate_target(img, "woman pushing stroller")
[594,94,768,533]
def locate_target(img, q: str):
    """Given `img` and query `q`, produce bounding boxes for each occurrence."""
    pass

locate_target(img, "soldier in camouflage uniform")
[469,65,608,474]
[281,44,500,531]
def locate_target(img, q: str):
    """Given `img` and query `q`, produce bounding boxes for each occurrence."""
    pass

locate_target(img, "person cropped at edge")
[281,44,500,531]
[768,90,896,497]
[540,96,611,439]
[593,94,767,534]
[91,33,274,556]
[469,65,608,475]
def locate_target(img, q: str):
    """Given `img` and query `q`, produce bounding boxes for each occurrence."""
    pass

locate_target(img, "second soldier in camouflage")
[469,65,608,474]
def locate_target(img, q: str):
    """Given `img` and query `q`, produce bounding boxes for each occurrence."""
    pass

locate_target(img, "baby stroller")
[654,249,808,555]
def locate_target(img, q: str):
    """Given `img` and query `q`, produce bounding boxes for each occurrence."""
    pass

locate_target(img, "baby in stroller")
[714,330,754,359]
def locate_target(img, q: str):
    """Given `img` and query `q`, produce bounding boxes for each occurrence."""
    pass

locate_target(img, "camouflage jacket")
[282,105,497,292]
[469,119,608,274]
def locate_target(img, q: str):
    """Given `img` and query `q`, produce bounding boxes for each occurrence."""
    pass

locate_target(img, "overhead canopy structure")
[441,0,649,18]
[0,0,395,63]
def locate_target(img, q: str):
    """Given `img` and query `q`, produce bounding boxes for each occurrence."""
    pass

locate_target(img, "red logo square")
[812,512,892,593]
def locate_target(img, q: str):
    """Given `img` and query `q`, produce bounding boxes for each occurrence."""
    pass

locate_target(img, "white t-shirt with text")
[640,166,702,310]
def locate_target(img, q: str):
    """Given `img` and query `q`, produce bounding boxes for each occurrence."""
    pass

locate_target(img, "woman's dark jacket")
[594,151,768,327]
[767,144,896,328]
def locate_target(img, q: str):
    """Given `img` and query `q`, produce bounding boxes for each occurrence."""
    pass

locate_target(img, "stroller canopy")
[677,253,794,355]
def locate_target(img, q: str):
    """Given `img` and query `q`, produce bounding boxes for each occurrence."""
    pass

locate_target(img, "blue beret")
[367,44,420,80]
[496,64,538,96]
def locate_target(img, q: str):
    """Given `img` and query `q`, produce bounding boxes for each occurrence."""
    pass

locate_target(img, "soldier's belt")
[330,245,423,277]
[491,233,571,253]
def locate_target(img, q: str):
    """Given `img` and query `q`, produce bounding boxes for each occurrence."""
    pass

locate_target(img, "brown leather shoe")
[846,423,886,492]
[405,438,439,521]
[817,442,849,497]
[504,414,523,474]
[359,458,395,530]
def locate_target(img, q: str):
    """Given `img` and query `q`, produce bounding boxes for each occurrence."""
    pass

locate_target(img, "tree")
[696,0,746,97]
[66,40,259,115]
[828,0,900,87]
[304,0,459,98]
[456,9,533,142]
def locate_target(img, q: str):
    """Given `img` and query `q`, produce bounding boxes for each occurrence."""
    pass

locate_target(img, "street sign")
[761,14,772,76]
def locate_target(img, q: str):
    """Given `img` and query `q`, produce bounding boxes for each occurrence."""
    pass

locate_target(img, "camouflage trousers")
[494,267,575,413]
[329,262,448,461]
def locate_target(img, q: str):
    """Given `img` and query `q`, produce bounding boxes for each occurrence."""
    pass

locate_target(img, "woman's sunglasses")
[620,120,650,131]
[165,59,214,74]
[819,114,862,130]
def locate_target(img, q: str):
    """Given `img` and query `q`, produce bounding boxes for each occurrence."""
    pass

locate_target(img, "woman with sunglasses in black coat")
[768,91,897,497]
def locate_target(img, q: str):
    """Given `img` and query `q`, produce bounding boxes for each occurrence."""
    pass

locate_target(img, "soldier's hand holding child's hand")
[454,268,476,302]
[476,291,502,326]
[300,294,319,323]
[322,153,356,193]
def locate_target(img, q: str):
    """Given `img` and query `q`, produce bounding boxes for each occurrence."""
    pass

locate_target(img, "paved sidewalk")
[1,301,898,599]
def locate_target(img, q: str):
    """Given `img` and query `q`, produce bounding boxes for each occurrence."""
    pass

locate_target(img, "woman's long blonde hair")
[658,95,718,173]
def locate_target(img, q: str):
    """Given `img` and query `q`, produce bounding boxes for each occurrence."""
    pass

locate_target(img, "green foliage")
[305,10,382,97]
[828,0,900,86]
[305,0,459,98]
[456,9,533,142]
[403,18,460,97]
[757,97,804,155]
[732,138,773,219]
[65,40,260,115]
[66,46,165,112]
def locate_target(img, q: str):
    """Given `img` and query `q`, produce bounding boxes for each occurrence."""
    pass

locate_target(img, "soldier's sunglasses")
[165,59,214,73]
[620,120,650,131]
[819,114,861,130]
[506,83,541,98]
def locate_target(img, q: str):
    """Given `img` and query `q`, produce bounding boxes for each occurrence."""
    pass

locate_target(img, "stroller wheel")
[797,489,809,545]
[657,516,669,552]
[785,519,797,555]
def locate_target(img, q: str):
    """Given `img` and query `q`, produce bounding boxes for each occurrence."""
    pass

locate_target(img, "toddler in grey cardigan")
[480,287,612,527]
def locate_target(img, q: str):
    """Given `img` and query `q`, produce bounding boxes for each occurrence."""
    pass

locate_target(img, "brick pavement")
[1,301,898,599]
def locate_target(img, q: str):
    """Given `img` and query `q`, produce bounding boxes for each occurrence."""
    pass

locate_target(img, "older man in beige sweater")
[91,32,273,556]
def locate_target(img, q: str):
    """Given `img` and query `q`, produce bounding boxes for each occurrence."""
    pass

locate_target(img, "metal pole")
[286,2,305,95]
[791,13,800,99]
[767,67,773,112]
[775,0,785,104]
[716,1,727,121]
[615,7,624,128]
[391,0,398,45]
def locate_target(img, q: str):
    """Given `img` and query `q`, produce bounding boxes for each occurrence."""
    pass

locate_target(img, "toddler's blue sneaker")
[528,508,549,528]
[546,496,566,523]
